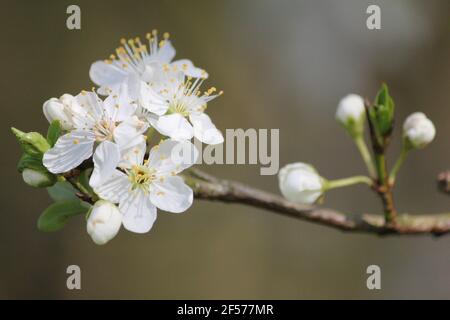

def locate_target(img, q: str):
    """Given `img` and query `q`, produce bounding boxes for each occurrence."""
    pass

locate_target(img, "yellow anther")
[163,32,170,39]
[73,139,79,145]
[120,38,127,45]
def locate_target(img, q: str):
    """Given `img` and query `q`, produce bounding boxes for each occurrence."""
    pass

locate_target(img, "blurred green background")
[1,0,450,299]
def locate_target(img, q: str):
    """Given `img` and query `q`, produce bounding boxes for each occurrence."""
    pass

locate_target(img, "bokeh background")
[1,0,449,299]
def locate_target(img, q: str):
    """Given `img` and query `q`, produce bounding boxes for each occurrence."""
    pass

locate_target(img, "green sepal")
[11,127,50,157]
[46,120,62,147]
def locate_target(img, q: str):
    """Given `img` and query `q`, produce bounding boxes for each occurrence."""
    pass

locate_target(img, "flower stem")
[388,146,409,185]
[354,135,376,178]
[327,175,373,190]
[375,153,387,185]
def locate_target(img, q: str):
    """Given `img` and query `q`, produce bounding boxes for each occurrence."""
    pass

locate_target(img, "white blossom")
[43,87,147,174]
[87,200,122,245]
[138,70,224,144]
[278,162,324,204]
[90,139,198,234]
[403,112,436,149]
[89,31,207,96]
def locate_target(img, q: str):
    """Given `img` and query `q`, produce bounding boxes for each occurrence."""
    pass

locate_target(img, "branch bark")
[184,169,450,236]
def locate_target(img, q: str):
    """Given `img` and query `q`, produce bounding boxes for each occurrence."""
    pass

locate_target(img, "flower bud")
[22,168,56,188]
[43,95,75,130]
[11,127,50,157]
[87,200,122,245]
[278,162,324,204]
[336,94,366,136]
[403,112,436,149]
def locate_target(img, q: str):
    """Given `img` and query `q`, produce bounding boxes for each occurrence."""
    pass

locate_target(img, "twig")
[183,169,450,236]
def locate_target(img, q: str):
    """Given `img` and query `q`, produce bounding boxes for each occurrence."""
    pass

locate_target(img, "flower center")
[93,119,116,142]
[168,101,190,117]
[128,165,157,191]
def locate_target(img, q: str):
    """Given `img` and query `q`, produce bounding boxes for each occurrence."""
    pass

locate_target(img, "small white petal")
[190,113,224,145]
[43,130,95,174]
[103,84,136,122]
[120,190,157,233]
[147,139,198,175]
[113,116,148,150]
[93,170,130,204]
[73,91,104,125]
[89,61,128,89]
[155,40,176,63]
[90,141,121,188]
[119,137,147,168]
[172,59,207,78]
[138,81,169,116]
[150,176,193,213]
[154,113,194,141]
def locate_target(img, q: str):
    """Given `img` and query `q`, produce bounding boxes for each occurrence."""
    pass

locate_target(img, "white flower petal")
[150,176,193,213]
[155,40,176,63]
[172,59,207,78]
[119,137,147,168]
[154,113,194,141]
[90,141,121,188]
[43,130,95,174]
[138,81,169,116]
[120,190,157,233]
[113,116,148,150]
[89,61,128,88]
[73,91,104,127]
[190,113,224,145]
[93,170,130,204]
[147,139,198,175]
[103,84,137,122]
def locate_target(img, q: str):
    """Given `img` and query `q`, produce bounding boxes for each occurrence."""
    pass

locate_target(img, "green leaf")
[46,120,61,147]
[47,181,78,201]
[374,83,395,136]
[11,127,50,157]
[38,200,90,232]
[17,153,45,173]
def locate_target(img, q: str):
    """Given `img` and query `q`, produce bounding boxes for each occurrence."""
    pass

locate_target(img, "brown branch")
[184,170,450,236]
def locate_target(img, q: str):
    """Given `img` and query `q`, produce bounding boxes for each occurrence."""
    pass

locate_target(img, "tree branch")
[184,169,450,236]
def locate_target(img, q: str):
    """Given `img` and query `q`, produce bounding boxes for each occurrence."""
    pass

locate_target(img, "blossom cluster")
[15,31,224,245]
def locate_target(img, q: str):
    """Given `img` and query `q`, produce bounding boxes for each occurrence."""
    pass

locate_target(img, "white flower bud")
[22,168,56,188]
[42,94,75,130]
[336,94,365,126]
[87,200,122,245]
[278,162,324,204]
[403,112,436,149]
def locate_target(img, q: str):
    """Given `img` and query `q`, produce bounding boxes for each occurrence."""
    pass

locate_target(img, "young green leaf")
[37,200,90,232]
[374,83,395,136]
[47,181,78,201]
[46,120,61,147]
